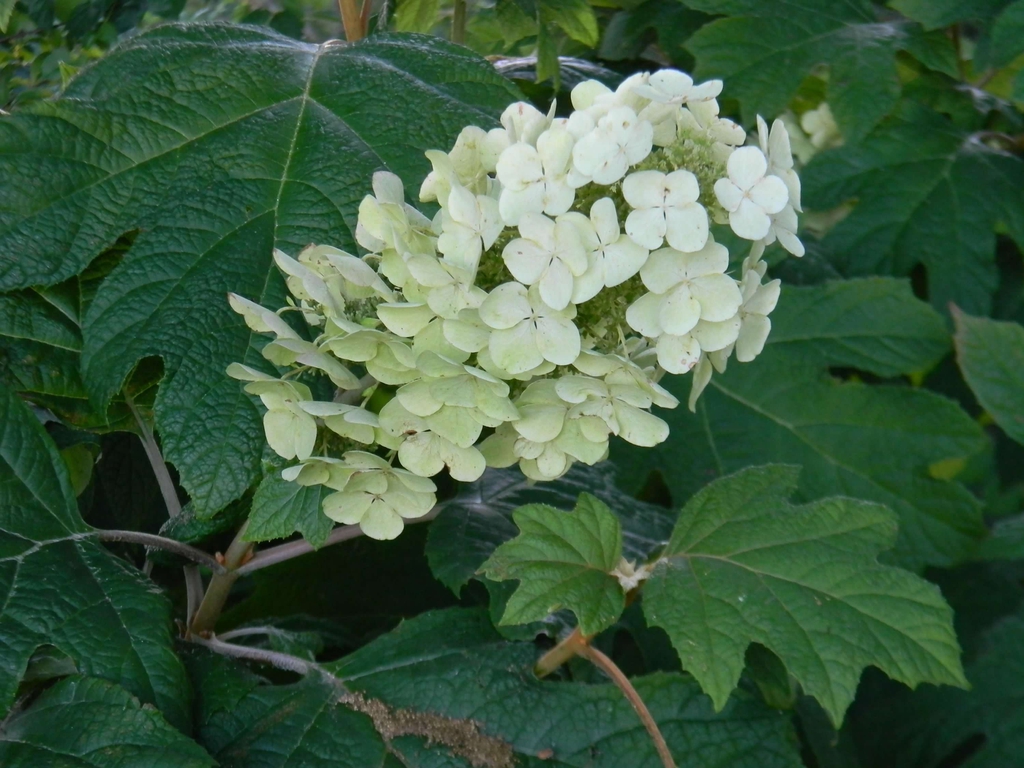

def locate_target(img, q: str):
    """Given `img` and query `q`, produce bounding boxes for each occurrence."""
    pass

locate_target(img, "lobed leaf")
[612,279,986,571]
[953,308,1024,445]
[803,103,1024,315]
[480,494,625,636]
[0,382,190,728]
[245,469,334,549]
[0,676,214,767]
[642,465,967,726]
[0,24,521,518]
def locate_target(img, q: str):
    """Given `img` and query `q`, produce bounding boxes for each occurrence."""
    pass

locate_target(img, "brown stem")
[338,0,364,41]
[578,644,677,768]
[534,627,587,678]
[189,522,252,637]
[89,530,227,574]
[234,508,438,578]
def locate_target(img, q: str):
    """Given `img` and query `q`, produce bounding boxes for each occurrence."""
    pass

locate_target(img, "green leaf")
[953,309,1024,445]
[684,0,916,141]
[0,382,190,729]
[803,103,1024,314]
[612,279,987,570]
[330,607,805,768]
[985,0,1024,69]
[245,468,334,548]
[187,650,387,767]
[480,494,625,636]
[0,0,15,32]
[0,676,214,767]
[0,24,520,518]
[541,0,599,47]
[392,0,442,33]
[890,0,1010,29]
[426,464,674,595]
[768,278,950,377]
[642,465,967,726]
[851,607,1024,768]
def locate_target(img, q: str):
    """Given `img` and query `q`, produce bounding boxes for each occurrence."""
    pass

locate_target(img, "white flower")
[713,146,789,240]
[572,350,678,409]
[555,375,669,447]
[299,402,379,444]
[226,364,317,461]
[801,103,841,150]
[733,267,781,363]
[323,324,420,385]
[436,184,503,275]
[378,398,489,481]
[479,282,581,374]
[622,170,709,252]
[228,293,301,341]
[560,198,649,304]
[496,125,576,225]
[570,73,649,119]
[356,172,436,288]
[678,99,746,150]
[633,69,723,106]
[321,451,436,540]
[757,116,801,211]
[571,106,654,185]
[502,212,587,310]
[419,126,506,203]
[500,100,554,145]
[404,254,486,319]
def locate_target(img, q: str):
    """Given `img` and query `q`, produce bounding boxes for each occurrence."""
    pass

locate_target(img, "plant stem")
[338,0,364,41]
[124,390,181,518]
[189,522,252,637]
[88,530,227,574]
[190,634,314,676]
[337,374,376,405]
[534,627,587,678]
[234,508,438,578]
[451,0,467,44]
[577,644,677,768]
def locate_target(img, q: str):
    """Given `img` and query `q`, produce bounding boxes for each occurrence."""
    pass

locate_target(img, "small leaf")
[392,0,441,33]
[890,0,1009,30]
[245,469,334,549]
[426,463,674,595]
[541,0,599,47]
[480,494,625,636]
[0,676,214,767]
[953,308,1024,446]
[642,465,967,726]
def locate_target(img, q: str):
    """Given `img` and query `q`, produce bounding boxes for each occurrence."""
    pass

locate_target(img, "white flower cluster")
[228,69,802,540]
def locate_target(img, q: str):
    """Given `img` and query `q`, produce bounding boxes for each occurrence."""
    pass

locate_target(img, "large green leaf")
[0,676,214,767]
[612,278,986,570]
[890,0,1011,30]
[802,103,1024,314]
[480,494,626,636]
[953,309,1024,445]
[684,0,932,141]
[851,607,1024,768]
[425,464,674,595]
[0,24,520,518]
[330,607,804,768]
[643,465,966,726]
[0,382,190,729]
[187,650,386,768]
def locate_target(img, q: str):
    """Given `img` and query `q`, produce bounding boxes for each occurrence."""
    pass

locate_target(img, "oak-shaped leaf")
[642,465,967,726]
[0,676,214,767]
[953,308,1024,446]
[0,382,190,729]
[611,277,986,571]
[479,494,626,636]
[0,24,520,518]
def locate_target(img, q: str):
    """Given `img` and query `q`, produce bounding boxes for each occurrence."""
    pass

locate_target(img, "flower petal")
[727,146,768,190]
[664,204,709,253]
[625,207,667,250]
[730,198,772,240]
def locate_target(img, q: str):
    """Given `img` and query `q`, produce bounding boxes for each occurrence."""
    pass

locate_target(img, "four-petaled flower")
[713,146,790,241]
[622,169,709,252]
[496,125,576,225]
[479,282,581,374]
[561,198,649,304]
[502,212,587,310]
[571,106,654,185]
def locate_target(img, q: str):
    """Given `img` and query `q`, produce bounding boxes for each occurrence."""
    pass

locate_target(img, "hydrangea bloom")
[228,67,803,539]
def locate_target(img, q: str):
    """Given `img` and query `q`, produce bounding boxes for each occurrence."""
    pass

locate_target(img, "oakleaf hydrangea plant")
[228,69,803,540]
